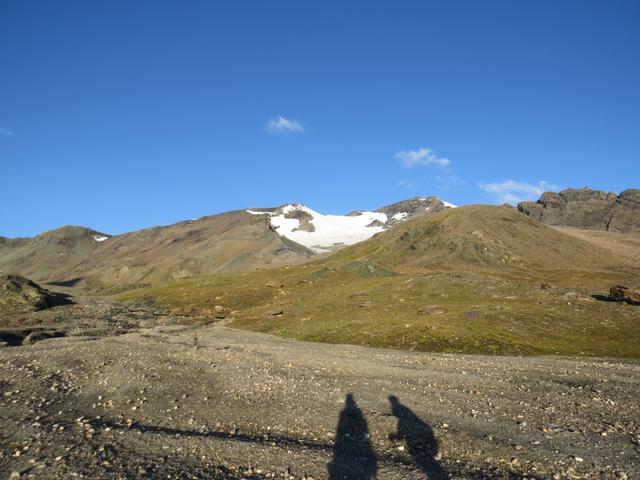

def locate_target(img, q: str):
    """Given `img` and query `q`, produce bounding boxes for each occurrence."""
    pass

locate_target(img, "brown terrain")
[1,195,640,479]
[1,306,638,479]
[0,211,313,289]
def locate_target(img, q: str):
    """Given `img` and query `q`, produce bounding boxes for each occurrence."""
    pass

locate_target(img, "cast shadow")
[389,394,448,479]
[328,393,377,480]
[591,294,616,302]
[46,277,84,288]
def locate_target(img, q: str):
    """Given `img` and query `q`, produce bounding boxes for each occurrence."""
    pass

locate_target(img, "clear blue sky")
[1,1,639,237]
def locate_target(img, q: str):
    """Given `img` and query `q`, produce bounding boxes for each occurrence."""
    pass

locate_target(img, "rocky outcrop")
[0,274,72,314]
[609,285,640,306]
[518,188,640,233]
[284,208,316,232]
[376,196,450,226]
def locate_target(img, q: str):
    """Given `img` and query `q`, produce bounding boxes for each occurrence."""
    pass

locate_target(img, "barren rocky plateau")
[1,300,639,480]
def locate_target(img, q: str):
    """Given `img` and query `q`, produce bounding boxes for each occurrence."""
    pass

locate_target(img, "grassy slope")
[119,206,640,357]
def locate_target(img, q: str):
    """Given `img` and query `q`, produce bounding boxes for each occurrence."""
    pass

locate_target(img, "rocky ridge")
[518,188,640,233]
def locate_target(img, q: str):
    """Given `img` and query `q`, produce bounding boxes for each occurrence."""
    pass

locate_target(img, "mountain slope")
[0,226,110,282]
[120,205,640,357]
[0,211,313,288]
[245,197,452,252]
[331,204,626,274]
[0,197,452,288]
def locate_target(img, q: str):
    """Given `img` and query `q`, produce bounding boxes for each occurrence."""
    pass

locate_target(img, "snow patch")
[443,201,457,208]
[392,212,408,221]
[269,204,388,253]
[246,209,275,216]
[93,235,109,242]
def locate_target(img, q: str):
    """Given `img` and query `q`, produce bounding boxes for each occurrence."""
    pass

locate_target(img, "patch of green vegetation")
[118,206,640,358]
[118,263,640,358]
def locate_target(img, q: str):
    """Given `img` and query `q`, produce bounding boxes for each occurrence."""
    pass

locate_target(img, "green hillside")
[119,206,640,357]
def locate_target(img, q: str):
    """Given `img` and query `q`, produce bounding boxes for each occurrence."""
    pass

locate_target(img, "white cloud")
[478,180,560,204]
[397,179,416,190]
[266,115,304,134]
[0,128,15,136]
[395,147,450,168]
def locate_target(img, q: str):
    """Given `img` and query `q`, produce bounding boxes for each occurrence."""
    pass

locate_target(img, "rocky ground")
[1,300,639,479]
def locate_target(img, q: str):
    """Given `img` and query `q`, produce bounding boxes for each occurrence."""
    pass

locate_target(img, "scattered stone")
[417,305,447,315]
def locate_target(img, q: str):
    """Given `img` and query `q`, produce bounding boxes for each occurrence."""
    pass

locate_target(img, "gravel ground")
[1,310,639,479]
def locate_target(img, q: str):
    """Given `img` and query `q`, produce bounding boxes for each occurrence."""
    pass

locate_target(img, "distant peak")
[243,196,453,253]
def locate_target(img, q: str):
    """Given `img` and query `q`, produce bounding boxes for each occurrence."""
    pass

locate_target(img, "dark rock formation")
[377,196,450,226]
[609,285,640,306]
[518,188,640,233]
[284,208,316,232]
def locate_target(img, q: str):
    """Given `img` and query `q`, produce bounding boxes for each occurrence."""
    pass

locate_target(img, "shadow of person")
[389,395,448,479]
[328,393,377,480]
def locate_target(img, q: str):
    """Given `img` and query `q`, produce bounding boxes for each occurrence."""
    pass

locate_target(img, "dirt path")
[1,322,639,479]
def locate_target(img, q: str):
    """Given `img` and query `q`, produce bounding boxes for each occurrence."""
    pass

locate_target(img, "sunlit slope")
[332,205,625,274]
[119,205,640,357]
[0,211,313,288]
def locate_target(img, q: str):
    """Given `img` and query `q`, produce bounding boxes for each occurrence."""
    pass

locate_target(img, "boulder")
[417,305,447,315]
[22,330,66,345]
[608,285,640,306]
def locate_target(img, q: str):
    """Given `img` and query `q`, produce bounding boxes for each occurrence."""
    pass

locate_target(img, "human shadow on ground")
[328,393,377,479]
[389,394,449,479]
[81,395,510,479]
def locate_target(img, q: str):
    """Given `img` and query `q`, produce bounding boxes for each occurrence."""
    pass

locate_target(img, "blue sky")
[1,1,639,237]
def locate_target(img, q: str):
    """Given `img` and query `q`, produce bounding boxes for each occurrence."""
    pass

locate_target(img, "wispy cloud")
[0,128,15,136]
[395,147,450,168]
[266,115,304,134]
[397,179,416,190]
[478,179,560,204]
[435,174,463,191]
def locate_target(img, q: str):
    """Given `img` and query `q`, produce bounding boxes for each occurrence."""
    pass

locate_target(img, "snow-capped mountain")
[247,196,454,252]
[0,196,453,287]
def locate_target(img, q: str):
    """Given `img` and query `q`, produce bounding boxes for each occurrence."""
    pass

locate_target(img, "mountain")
[332,204,625,273]
[120,204,640,357]
[245,196,453,252]
[0,226,111,282]
[0,211,313,288]
[518,188,640,233]
[0,197,452,288]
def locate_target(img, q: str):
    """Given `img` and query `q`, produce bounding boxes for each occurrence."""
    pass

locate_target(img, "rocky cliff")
[518,188,640,233]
